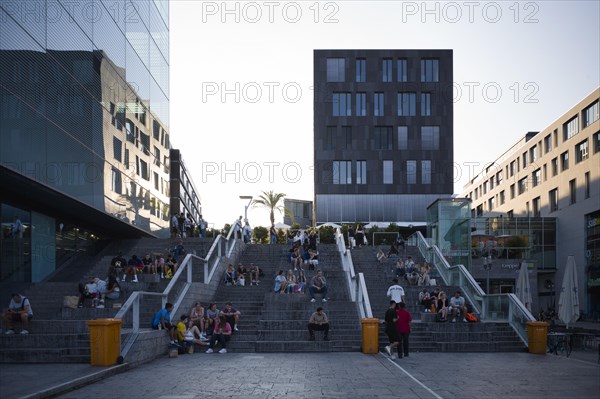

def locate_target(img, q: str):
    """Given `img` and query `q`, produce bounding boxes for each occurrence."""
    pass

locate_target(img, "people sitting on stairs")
[274,270,287,293]
[237,263,248,285]
[437,291,449,321]
[221,302,241,332]
[3,293,33,335]
[164,256,177,279]
[249,263,260,285]
[285,269,298,293]
[308,307,329,341]
[177,315,208,347]
[109,252,126,280]
[376,247,388,263]
[449,290,468,323]
[78,276,109,308]
[309,270,328,302]
[204,303,220,337]
[224,264,236,285]
[189,302,206,338]
[418,288,432,312]
[123,254,141,282]
[205,315,232,354]
[151,302,178,345]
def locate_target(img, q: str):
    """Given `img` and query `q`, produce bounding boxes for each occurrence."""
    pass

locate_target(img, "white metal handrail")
[335,228,373,319]
[409,231,535,345]
[114,231,240,361]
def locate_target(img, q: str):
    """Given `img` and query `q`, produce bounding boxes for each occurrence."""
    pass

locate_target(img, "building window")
[544,134,552,153]
[383,160,394,184]
[585,172,590,199]
[332,93,352,116]
[327,58,345,82]
[488,197,495,211]
[398,92,416,116]
[509,161,516,177]
[575,139,589,163]
[343,126,352,149]
[496,171,503,185]
[421,58,439,82]
[355,93,367,116]
[398,126,408,150]
[333,161,352,184]
[421,160,431,184]
[507,210,514,218]
[583,100,599,127]
[532,169,541,187]
[356,161,366,184]
[324,126,335,150]
[420,126,440,150]
[530,146,538,163]
[518,177,527,195]
[551,157,558,176]
[483,181,488,194]
[397,58,408,82]
[154,146,161,166]
[140,159,149,180]
[560,151,569,171]
[475,187,479,200]
[111,168,122,194]
[374,92,385,116]
[522,152,527,169]
[382,58,393,82]
[154,172,159,190]
[499,190,505,205]
[549,188,558,212]
[532,197,541,217]
[543,164,547,181]
[421,92,431,116]
[476,204,483,217]
[490,176,495,190]
[355,58,366,82]
[113,137,122,162]
[563,115,579,141]
[374,126,393,150]
[569,179,576,205]
[594,132,600,153]
[406,160,416,184]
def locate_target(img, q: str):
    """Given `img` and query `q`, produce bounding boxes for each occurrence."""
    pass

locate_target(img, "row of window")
[327,58,440,83]
[110,169,170,222]
[475,172,591,217]
[471,132,599,200]
[323,125,441,151]
[332,160,433,185]
[332,92,434,117]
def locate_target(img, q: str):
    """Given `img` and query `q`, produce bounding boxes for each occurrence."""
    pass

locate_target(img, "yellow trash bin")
[361,318,380,354]
[87,318,122,366]
[527,321,548,354]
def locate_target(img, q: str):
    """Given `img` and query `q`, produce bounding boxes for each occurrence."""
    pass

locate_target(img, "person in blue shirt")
[152,303,177,344]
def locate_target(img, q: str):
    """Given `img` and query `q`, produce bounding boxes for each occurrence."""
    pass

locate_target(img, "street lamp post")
[483,255,492,294]
[239,195,253,224]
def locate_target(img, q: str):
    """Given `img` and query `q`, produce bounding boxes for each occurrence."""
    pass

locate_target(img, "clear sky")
[169,0,600,229]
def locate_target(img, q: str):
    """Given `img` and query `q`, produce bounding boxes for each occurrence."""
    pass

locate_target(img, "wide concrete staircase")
[0,237,214,363]
[211,244,362,352]
[351,245,525,352]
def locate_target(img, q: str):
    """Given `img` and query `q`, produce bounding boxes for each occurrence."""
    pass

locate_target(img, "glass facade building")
[0,0,171,282]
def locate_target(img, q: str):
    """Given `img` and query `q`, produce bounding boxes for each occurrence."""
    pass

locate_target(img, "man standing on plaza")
[384,301,400,359]
[308,307,329,341]
[386,278,405,304]
[395,302,412,358]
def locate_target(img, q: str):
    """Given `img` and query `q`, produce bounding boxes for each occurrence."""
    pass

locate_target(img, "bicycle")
[547,332,572,357]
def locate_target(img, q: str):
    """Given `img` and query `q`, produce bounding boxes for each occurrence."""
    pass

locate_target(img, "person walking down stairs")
[308,307,329,341]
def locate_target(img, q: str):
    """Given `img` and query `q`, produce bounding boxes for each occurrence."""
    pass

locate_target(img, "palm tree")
[251,190,287,226]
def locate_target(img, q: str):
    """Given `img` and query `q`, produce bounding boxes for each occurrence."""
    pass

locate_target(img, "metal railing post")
[133,294,140,333]
[204,261,209,284]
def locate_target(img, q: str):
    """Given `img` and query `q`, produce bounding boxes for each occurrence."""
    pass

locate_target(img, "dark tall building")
[0,0,184,283]
[314,49,454,224]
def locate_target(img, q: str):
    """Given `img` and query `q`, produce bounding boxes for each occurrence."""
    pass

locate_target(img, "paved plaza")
[2,349,597,399]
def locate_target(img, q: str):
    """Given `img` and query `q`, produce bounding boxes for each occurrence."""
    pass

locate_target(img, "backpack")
[465,312,478,322]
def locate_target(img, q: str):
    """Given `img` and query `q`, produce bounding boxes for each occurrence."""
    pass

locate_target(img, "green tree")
[251,190,287,226]
[253,226,268,244]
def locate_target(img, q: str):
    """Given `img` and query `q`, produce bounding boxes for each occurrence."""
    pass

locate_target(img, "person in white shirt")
[386,278,405,304]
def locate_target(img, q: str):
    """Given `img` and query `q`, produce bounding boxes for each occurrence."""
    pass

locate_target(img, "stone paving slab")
[1,349,598,399]
[49,351,598,399]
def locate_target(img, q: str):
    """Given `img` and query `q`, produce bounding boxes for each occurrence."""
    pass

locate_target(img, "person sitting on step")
[3,293,33,335]
[151,302,177,345]
[308,307,329,341]
[205,315,232,354]
[274,270,287,293]
[236,263,248,284]
[249,263,260,285]
[189,302,206,338]
[376,247,388,263]
[418,288,432,312]
[309,270,328,302]
[204,303,220,337]
[176,315,208,347]
[220,302,241,332]
[449,290,468,323]
[436,291,449,321]
[285,269,297,293]
[124,254,141,283]
[224,264,236,285]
